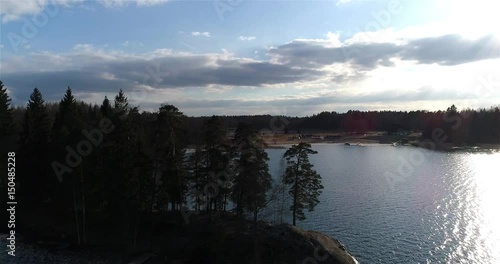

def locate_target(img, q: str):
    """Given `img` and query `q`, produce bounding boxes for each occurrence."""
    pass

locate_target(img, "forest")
[0,80,499,251]
[1,81,327,250]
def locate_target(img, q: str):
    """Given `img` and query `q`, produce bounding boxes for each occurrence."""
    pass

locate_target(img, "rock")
[163,214,358,264]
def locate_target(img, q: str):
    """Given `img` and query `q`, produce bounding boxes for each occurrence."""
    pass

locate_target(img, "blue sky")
[1,0,499,116]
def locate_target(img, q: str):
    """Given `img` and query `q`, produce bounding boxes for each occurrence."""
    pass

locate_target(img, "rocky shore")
[149,214,359,264]
[5,213,358,264]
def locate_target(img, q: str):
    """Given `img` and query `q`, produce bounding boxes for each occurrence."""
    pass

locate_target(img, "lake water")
[265,144,500,263]
[2,144,499,263]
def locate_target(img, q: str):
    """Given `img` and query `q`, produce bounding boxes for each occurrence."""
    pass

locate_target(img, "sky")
[0,0,499,116]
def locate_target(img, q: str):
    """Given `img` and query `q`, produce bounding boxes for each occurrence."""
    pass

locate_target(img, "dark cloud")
[1,33,499,108]
[401,34,500,65]
[1,51,325,103]
[269,34,500,69]
[2,71,137,102]
[269,41,400,70]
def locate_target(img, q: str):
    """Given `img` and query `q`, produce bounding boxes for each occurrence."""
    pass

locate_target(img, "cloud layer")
[269,34,500,70]
[2,31,499,114]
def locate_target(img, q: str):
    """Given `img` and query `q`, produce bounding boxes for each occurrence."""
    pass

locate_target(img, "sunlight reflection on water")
[265,145,500,263]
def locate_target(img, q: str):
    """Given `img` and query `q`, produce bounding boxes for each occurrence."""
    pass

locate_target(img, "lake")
[265,143,500,263]
[2,144,498,263]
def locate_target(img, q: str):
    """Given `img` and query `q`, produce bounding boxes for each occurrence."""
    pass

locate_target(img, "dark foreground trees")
[18,88,52,223]
[233,122,272,221]
[283,142,323,226]
[0,81,15,140]
[1,81,284,244]
[2,78,498,246]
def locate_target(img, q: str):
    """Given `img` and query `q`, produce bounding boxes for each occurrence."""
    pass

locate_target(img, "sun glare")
[445,0,500,37]
[469,153,500,260]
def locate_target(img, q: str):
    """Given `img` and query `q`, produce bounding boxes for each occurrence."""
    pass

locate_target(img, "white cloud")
[191,32,211,37]
[1,0,48,22]
[93,0,169,8]
[336,0,352,6]
[121,40,144,47]
[238,36,256,41]
[0,0,168,22]
[135,0,168,6]
[73,43,93,51]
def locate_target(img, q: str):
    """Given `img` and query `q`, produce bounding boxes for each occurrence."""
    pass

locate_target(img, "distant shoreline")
[263,132,500,152]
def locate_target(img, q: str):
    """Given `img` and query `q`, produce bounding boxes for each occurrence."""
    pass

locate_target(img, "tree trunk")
[237,188,244,218]
[292,182,297,226]
[253,209,260,264]
[292,155,301,226]
[223,194,227,212]
[72,176,81,245]
[133,211,140,250]
[80,162,86,245]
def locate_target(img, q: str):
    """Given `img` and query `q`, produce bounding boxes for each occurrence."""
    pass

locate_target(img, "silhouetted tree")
[18,88,52,229]
[233,123,272,220]
[187,145,207,210]
[0,80,15,139]
[283,142,323,226]
[156,104,187,211]
[100,96,112,117]
[204,116,232,212]
[51,86,87,244]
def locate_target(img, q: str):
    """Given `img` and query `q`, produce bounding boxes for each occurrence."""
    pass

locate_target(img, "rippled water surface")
[266,144,500,263]
[2,144,498,263]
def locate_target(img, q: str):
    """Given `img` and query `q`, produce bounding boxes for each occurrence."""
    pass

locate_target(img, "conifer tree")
[283,142,323,226]
[18,88,52,220]
[100,96,112,117]
[233,123,272,220]
[156,104,187,211]
[0,80,15,139]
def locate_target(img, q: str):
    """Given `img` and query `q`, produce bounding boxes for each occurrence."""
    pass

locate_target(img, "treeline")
[0,82,325,247]
[153,107,500,146]
[298,106,500,144]
[5,93,500,146]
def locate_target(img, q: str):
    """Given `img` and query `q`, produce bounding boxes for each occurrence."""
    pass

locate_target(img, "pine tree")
[100,90,132,226]
[21,88,50,145]
[233,123,272,220]
[52,86,88,244]
[114,89,129,117]
[18,88,52,219]
[0,80,15,139]
[203,116,231,212]
[156,104,187,211]
[283,142,323,226]
[100,96,112,117]
[53,87,82,138]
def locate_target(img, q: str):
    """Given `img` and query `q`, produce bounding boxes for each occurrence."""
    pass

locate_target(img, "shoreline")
[1,213,358,264]
[263,132,499,152]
